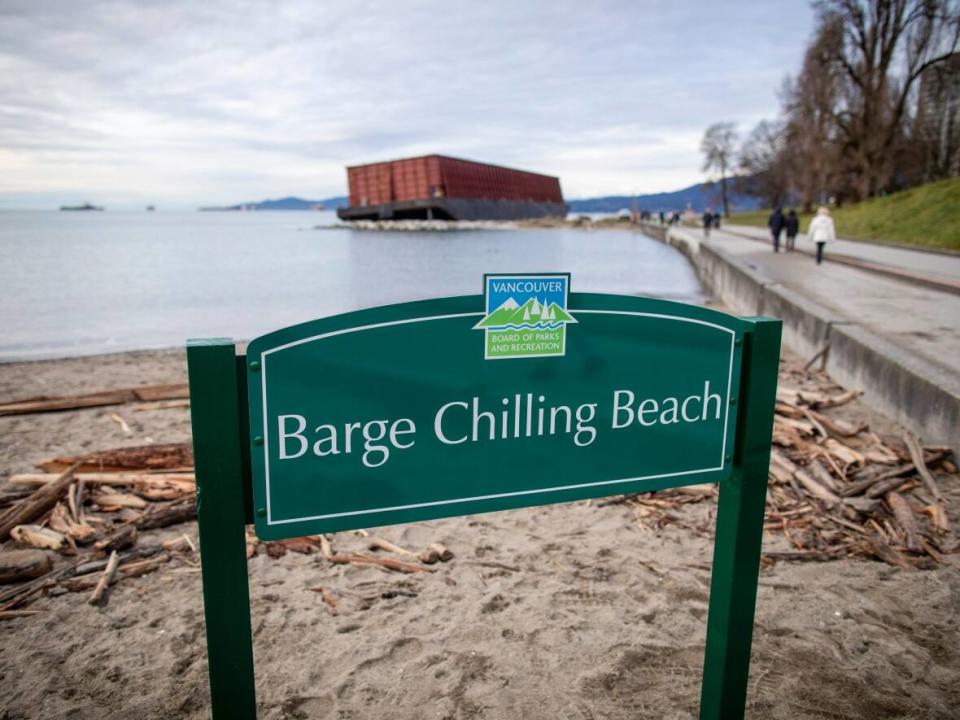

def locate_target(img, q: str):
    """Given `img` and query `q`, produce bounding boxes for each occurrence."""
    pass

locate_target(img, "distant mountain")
[203,182,759,214]
[200,195,348,211]
[476,297,575,329]
[567,181,761,214]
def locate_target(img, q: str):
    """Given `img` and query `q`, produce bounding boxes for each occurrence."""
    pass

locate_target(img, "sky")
[0,1,815,209]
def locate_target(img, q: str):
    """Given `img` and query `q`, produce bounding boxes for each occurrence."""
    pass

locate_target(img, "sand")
[1,349,958,720]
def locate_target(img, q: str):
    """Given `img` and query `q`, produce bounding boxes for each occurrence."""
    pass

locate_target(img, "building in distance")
[917,52,960,180]
[337,154,566,221]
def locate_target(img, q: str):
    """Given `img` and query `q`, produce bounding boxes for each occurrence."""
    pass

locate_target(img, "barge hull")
[337,197,567,221]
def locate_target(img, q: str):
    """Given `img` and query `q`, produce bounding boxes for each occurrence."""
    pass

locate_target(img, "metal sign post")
[187,286,780,720]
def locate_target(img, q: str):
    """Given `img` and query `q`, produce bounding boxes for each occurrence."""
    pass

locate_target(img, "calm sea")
[0,210,702,362]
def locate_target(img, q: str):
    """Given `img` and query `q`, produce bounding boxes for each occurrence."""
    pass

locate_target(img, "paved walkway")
[722,223,960,292]
[686,226,960,379]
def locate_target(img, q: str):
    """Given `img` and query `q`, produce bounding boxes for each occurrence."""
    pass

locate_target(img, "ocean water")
[0,210,702,361]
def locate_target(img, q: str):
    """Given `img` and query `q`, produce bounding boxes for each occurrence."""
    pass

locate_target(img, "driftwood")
[37,443,193,473]
[0,550,52,584]
[808,410,864,438]
[119,553,169,578]
[10,525,66,551]
[903,432,944,503]
[368,536,416,557]
[131,399,191,412]
[319,534,433,574]
[71,546,164,578]
[309,586,339,614]
[93,492,148,510]
[0,610,44,620]
[326,553,434,574]
[135,501,196,530]
[88,551,119,605]
[161,534,196,553]
[0,383,188,416]
[93,525,138,554]
[10,472,195,488]
[667,373,956,569]
[808,460,840,492]
[428,543,454,562]
[886,493,923,553]
[803,344,830,372]
[110,413,133,436]
[0,463,79,540]
[0,486,35,509]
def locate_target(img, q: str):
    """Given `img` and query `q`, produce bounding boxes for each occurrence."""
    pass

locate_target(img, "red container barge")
[337,154,566,221]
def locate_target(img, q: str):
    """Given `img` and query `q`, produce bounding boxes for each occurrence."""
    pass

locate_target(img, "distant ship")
[60,202,104,211]
[146,205,156,211]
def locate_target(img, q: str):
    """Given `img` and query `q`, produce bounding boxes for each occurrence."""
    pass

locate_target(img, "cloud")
[0,0,813,207]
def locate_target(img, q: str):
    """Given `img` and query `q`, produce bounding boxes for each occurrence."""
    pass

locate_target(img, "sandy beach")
[1,347,958,720]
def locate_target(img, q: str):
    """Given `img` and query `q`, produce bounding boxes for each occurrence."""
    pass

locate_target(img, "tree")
[782,15,845,209]
[739,119,791,208]
[701,122,739,217]
[816,0,960,200]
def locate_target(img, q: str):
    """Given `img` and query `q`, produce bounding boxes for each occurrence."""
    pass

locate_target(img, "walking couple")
[768,206,835,264]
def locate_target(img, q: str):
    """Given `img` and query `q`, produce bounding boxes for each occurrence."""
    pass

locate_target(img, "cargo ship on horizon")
[59,202,104,211]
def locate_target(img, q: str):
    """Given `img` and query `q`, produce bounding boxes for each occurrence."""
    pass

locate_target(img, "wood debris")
[37,443,193,473]
[0,550,52,584]
[0,383,188,417]
[0,463,80,540]
[88,550,119,605]
[10,525,66,551]
[109,413,133,436]
[318,534,436,574]
[309,586,339,614]
[628,369,957,569]
[0,366,952,625]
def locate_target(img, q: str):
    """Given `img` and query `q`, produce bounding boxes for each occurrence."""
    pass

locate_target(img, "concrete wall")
[642,223,960,453]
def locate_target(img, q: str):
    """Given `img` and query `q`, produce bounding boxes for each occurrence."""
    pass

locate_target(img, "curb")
[643,224,960,454]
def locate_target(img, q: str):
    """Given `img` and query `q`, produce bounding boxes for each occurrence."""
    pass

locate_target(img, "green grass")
[729,177,960,251]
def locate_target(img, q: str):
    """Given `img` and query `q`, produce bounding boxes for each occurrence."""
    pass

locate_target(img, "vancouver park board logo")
[474,273,576,359]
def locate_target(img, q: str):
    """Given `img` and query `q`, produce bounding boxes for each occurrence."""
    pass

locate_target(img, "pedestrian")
[658,211,665,225]
[807,206,836,265]
[768,207,785,253]
[713,211,722,229]
[702,208,713,237]
[785,209,799,252]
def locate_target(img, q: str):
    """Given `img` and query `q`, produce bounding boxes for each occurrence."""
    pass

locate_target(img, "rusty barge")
[337,154,566,221]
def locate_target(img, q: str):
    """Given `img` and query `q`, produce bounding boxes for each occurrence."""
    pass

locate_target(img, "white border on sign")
[259,310,736,526]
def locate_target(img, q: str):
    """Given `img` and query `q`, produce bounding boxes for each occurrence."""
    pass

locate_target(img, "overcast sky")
[0,1,815,209]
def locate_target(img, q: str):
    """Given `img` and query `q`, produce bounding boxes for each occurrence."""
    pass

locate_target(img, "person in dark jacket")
[768,207,785,252]
[702,208,713,237]
[785,209,799,251]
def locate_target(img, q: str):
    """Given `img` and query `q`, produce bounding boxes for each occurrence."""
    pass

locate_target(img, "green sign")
[247,290,744,540]
[186,278,781,720]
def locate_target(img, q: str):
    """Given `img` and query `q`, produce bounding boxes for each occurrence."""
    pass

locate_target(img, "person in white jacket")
[807,206,836,265]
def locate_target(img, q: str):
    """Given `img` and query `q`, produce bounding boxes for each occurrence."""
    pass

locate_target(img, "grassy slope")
[729,177,960,251]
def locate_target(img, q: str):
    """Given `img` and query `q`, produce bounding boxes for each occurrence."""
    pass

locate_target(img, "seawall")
[641,223,960,454]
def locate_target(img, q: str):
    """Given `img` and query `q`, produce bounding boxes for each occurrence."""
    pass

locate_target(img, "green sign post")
[187,279,780,720]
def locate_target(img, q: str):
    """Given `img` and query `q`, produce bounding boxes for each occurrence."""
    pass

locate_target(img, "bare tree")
[782,16,845,209]
[817,0,960,199]
[701,122,739,216]
[739,119,791,207]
